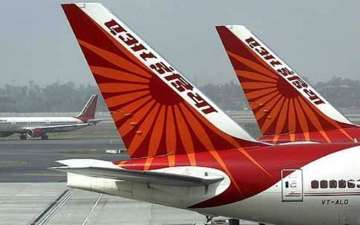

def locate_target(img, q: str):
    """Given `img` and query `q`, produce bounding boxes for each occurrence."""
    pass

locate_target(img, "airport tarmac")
[0,133,213,225]
[0,183,206,225]
[0,138,125,182]
[0,119,246,225]
[9,111,360,224]
[0,114,258,183]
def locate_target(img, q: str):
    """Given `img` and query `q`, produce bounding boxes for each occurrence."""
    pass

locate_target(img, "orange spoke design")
[120,95,152,113]
[251,91,279,112]
[79,40,151,78]
[274,98,289,133]
[128,103,161,155]
[229,144,271,178]
[111,111,125,122]
[91,66,150,83]
[298,98,331,143]
[237,147,272,177]
[143,157,154,171]
[179,104,242,191]
[273,99,289,143]
[112,95,152,123]
[173,104,196,166]
[118,99,155,136]
[210,149,242,192]
[254,94,282,122]
[227,51,277,78]
[167,155,176,167]
[293,98,310,141]
[179,104,214,150]
[246,88,277,101]
[261,97,284,134]
[241,82,277,90]
[166,106,176,166]
[189,110,271,177]
[236,70,278,83]
[320,113,354,141]
[288,99,297,141]
[336,127,353,141]
[147,106,166,157]
[106,91,150,108]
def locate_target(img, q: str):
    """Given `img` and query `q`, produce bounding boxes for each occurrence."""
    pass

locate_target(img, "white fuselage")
[197,146,360,225]
[65,146,360,225]
[0,117,83,133]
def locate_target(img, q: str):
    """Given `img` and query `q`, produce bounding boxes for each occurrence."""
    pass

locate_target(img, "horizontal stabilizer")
[52,160,224,187]
[86,118,104,125]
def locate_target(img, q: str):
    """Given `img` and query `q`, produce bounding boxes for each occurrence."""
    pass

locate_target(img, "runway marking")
[30,189,72,225]
[81,193,103,225]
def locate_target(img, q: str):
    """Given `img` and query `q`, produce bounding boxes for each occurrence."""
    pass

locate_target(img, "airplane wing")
[52,159,224,187]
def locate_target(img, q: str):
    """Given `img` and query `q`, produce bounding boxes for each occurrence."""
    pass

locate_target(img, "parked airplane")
[57,3,360,225]
[216,26,360,144]
[0,95,99,140]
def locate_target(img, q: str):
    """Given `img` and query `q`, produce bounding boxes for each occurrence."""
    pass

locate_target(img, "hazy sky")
[1,0,359,86]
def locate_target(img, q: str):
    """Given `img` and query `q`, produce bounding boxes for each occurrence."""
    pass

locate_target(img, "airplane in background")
[216,25,360,144]
[56,3,360,225]
[0,95,99,140]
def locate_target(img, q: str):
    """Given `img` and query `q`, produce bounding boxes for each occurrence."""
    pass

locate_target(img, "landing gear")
[41,134,48,140]
[207,217,240,225]
[205,216,213,225]
[20,134,27,140]
[228,219,240,225]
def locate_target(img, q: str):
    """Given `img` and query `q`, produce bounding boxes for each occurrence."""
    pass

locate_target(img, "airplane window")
[311,180,319,189]
[329,180,337,188]
[285,181,289,188]
[348,180,355,188]
[339,180,346,188]
[357,179,360,188]
[320,180,328,188]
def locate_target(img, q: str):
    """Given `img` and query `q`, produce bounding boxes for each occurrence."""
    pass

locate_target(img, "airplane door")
[281,169,303,202]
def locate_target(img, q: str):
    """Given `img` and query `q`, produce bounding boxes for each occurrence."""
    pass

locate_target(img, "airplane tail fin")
[62,3,268,162]
[76,94,98,122]
[216,25,357,143]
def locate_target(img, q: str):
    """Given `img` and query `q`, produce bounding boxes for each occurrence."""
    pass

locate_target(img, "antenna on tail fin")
[76,95,98,122]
